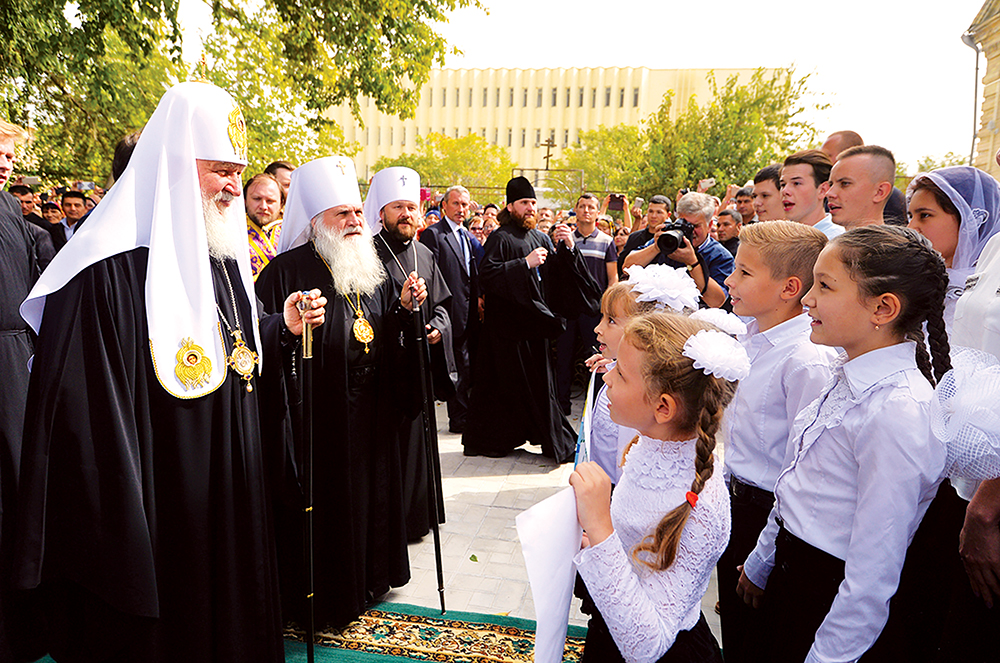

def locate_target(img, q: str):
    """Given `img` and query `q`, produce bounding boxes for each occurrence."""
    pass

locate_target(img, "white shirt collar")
[840,341,918,398]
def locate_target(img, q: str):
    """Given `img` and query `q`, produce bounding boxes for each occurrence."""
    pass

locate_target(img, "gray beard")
[203,192,241,260]
[312,222,386,297]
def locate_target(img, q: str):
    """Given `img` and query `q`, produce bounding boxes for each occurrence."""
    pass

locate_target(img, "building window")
[455,88,460,107]
[536,87,542,107]
[521,128,526,148]
[619,88,625,107]
[523,88,528,107]
[551,87,557,106]
[591,88,597,108]
[579,87,584,107]
[481,127,486,138]
[482,88,488,106]
[442,88,446,106]
[605,87,611,106]
[565,87,570,106]
[576,129,582,145]
[415,126,420,137]
[389,127,393,145]
[535,129,541,146]
[467,127,473,137]
[428,89,433,107]
[563,129,569,148]
[633,87,640,107]
[496,88,500,106]
[454,128,459,138]
[468,88,472,106]
[509,87,514,106]
[401,126,406,146]
[440,128,445,135]
[507,128,513,147]
[365,128,369,146]
[549,128,555,143]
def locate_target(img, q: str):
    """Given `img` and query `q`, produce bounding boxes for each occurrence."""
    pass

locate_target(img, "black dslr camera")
[656,219,695,254]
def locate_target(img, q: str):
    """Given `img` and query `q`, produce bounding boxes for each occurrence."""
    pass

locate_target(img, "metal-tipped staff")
[410,276,447,615]
[297,294,317,662]
[380,235,447,614]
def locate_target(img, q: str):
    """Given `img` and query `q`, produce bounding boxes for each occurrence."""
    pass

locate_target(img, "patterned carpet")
[283,601,588,662]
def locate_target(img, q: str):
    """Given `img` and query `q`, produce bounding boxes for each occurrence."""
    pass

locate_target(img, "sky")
[179,0,990,172]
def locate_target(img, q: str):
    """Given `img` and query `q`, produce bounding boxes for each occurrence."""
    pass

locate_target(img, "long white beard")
[203,192,242,260]
[312,221,386,297]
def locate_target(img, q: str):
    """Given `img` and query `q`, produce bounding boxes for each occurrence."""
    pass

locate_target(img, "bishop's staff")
[297,294,317,663]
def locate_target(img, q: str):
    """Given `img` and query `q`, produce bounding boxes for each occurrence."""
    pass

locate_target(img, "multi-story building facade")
[326,67,765,180]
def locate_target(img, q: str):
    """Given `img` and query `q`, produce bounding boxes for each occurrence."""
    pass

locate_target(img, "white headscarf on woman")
[908,165,1000,328]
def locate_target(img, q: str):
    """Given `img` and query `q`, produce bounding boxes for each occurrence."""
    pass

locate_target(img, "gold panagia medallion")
[175,337,212,391]
[228,106,248,162]
[353,317,374,354]
[225,329,259,392]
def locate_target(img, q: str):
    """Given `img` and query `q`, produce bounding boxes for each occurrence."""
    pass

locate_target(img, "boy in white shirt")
[716,220,837,663]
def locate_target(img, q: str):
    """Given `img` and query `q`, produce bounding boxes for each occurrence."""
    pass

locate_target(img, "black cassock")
[463,221,601,463]
[0,196,43,661]
[13,248,285,663]
[256,242,412,629]
[374,230,456,542]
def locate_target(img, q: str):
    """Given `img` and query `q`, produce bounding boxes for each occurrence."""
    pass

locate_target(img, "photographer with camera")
[622,192,734,308]
[616,194,672,269]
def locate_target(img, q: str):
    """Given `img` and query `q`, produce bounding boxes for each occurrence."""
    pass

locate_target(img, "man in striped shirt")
[554,192,618,415]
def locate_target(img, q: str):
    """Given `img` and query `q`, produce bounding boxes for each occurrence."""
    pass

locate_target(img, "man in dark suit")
[420,185,482,433]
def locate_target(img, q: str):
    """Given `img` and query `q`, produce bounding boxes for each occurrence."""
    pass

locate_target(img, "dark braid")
[832,226,952,386]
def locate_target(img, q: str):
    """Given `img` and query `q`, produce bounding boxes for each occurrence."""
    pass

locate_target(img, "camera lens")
[657,230,685,254]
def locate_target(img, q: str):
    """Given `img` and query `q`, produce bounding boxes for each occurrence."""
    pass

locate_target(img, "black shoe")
[463,445,508,458]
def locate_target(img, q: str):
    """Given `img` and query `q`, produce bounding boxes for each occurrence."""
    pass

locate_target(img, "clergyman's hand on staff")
[401,272,427,311]
[426,325,442,344]
[284,289,326,336]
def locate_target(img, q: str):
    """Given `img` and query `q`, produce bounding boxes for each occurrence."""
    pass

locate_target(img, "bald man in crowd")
[820,130,864,162]
[825,145,896,230]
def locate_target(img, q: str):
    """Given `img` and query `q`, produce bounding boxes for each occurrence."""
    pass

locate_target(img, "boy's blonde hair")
[737,220,827,298]
[0,119,30,145]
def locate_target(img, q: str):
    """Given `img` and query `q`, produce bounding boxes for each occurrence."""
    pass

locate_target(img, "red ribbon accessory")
[685,491,698,508]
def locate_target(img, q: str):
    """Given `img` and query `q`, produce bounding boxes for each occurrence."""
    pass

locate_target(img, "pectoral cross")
[336,160,348,175]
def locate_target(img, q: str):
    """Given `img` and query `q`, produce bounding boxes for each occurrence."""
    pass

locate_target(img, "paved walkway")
[383,400,724,641]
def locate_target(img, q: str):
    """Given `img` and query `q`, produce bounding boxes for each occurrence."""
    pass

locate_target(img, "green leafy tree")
[642,68,820,198]
[551,125,644,206]
[202,8,359,174]
[17,27,184,181]
[373,132,516,188]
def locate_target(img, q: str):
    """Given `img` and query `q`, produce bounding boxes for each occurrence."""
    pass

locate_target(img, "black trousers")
[716,478,773,663]
[446,332,471,430]
[759,526,846,662]
[555,313,599,414]
[581,607,723,663]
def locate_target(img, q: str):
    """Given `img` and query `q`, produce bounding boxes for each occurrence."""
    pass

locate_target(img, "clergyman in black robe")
[10,82,326,663]
[463,178,602,463]
[0,187,44,661]
[375,223,455,541]
[256,171,427,628]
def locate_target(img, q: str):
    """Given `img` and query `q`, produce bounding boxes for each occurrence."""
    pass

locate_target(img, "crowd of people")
[2,82,1000,663]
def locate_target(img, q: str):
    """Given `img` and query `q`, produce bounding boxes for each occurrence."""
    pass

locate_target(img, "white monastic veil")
[275,156,363,255]
[362,166,420,236]
[20,81,261,399]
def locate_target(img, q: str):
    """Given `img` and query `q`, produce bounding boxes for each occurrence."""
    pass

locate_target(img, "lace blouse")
[575,435,730,663]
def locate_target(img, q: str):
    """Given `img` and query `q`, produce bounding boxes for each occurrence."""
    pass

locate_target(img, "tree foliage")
[3,0,480,181]
[17,28,184,182]
[552,125,644,205]
[373,133,516,188]
[639,69,820,198]
[203,7,358,174]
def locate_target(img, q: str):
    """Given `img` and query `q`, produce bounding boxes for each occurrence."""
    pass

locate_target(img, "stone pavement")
[383,400,724,641]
